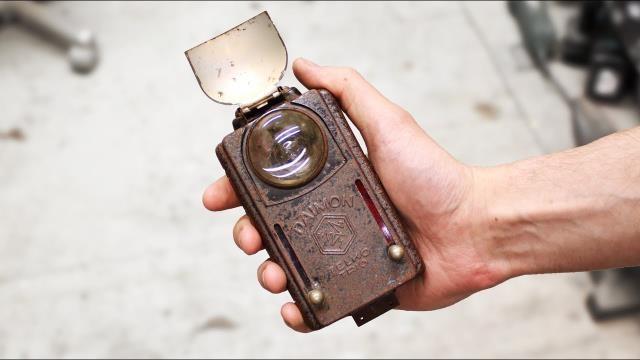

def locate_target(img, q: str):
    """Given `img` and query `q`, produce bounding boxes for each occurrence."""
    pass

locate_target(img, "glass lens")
[247,109,327,188]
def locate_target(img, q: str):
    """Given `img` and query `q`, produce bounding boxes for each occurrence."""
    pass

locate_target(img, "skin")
[203,58,640,332]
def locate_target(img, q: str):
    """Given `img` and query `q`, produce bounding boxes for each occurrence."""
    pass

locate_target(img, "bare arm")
[476,128,640,279]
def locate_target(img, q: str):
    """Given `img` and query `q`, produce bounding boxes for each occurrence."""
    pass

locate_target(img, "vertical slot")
[355,179,394,245]
[274,224,311,288]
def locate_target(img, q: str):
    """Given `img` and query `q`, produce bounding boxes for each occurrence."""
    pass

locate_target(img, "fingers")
[206,176,310,332]
[231,215,284,291]
[281,302,311,333]
[204,175,311,332]
[256,259,287,293]
[232,215,263,255]
[292,58,412,143]
[257,261,310,332]
[203,176,240,211]
[255,261,310,332]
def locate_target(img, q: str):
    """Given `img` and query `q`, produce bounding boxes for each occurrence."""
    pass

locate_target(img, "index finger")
[203,176,241,211]
[292,58,410,143]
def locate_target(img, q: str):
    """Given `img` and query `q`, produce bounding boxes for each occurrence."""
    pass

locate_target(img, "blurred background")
[1,1,640,358]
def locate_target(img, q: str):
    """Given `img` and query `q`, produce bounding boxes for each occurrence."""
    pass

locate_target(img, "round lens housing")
[247,108,327,188]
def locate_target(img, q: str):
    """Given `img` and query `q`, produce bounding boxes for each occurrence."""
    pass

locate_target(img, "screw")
[308,289,324,306]
[388,244,405,262]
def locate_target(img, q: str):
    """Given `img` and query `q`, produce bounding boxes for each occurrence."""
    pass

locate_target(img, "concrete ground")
[1,1,639,358]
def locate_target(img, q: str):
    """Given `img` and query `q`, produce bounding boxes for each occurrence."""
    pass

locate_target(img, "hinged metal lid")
[185,11,288,106]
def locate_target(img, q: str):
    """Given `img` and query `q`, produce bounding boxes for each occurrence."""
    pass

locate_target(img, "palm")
[365,112,495,311]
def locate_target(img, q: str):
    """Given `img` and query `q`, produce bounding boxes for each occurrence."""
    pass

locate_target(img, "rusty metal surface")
[216,89,423,330]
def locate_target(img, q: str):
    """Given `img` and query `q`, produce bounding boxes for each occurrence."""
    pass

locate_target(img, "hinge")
[240,89,282,114]
[232,86,301,130]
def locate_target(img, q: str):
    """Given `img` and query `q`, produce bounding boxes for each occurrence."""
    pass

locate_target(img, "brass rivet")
[388,244,405,262]
[308,289,324,306]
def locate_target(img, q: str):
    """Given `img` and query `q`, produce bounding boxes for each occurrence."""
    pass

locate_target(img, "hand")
[203,58,509,332]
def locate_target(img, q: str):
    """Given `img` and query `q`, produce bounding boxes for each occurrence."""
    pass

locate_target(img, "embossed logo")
[292,195,354,236]
[312,214,356,255]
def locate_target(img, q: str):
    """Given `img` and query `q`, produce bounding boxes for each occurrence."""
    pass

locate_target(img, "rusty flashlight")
[185,11,424,330]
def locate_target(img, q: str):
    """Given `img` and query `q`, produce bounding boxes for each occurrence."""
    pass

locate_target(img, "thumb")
[292,58,414,146]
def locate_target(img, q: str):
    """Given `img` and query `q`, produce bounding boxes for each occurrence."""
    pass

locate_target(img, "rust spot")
[474,102,499,120]
[217,91,224,97]
[0,128,25,141]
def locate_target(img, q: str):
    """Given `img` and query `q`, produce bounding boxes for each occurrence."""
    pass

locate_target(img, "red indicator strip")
[274,224,311,288]
[355,179,394,245]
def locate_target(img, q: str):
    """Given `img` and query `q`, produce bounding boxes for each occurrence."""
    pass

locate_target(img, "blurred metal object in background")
[0,1,99,73]
[560,1,640,104]
[508,0,558,75]
[607,1,640,104]
[587,268,640,321]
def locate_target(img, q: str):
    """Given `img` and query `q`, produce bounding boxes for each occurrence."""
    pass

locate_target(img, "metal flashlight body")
[186,12,423,330]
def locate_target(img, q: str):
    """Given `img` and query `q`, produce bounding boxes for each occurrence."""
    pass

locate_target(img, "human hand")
[203,58,510,332]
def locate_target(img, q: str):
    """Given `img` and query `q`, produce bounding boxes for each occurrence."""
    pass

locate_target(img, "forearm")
[476,127,640,280]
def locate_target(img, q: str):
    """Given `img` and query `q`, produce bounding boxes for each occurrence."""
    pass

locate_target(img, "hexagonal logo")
[312,214,356,255]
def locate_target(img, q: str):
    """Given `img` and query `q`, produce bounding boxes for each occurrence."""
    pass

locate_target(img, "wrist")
[465,164,538,285]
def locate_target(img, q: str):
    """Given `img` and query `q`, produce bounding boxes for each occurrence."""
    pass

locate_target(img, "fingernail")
[260,263,269,285]
[257,266,266,287]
